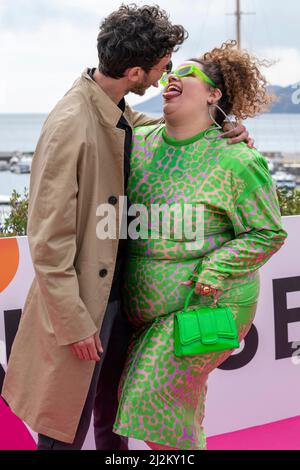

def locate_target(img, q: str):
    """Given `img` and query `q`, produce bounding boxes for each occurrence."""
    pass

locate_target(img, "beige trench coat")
[2,69,159,443]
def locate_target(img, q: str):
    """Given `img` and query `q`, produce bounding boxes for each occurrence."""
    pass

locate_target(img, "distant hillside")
[133,84,300,114]
[268,85,300,113]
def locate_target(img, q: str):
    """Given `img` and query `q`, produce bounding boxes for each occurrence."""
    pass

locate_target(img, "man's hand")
[70,332,103,361]
[222,122,255,148]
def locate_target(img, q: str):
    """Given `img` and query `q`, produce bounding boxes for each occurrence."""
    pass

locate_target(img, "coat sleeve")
[190,151,288,291]
[125,104,164,127]
[27,116,98,346]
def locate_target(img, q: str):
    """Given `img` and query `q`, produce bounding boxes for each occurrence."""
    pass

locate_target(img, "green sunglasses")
[160,64,216,88]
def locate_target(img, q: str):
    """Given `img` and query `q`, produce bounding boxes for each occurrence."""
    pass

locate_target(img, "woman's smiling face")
[162,61,216,121]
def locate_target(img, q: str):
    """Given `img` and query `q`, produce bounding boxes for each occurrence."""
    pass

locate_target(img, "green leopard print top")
[125,124,287,295]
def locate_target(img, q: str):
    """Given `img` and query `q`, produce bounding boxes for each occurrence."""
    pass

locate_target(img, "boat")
[13,156,32,174]
[272,171,296,189]
[0,195,10,205]
[0,161,9,171]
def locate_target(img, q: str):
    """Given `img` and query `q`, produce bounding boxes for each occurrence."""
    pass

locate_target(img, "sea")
[0,112,300,218]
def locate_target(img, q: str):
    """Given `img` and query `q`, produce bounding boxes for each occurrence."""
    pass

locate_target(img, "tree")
[276,188,300,216]
[0,189,29,237]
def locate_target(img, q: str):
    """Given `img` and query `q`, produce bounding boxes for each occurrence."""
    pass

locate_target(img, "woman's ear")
[208,87,222,105]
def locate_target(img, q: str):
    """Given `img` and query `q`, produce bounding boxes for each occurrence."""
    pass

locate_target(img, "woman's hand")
[181,280,222,306]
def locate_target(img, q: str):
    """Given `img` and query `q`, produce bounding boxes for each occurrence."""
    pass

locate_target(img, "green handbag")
[174,290,239,357]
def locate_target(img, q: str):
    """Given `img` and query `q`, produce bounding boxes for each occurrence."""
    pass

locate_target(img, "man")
[1,4,252,450]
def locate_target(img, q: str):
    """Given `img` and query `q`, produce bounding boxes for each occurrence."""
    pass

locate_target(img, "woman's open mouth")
[162,84,182,101]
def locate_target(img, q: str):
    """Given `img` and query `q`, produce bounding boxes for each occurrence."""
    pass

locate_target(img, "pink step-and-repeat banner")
[1,215,300,450]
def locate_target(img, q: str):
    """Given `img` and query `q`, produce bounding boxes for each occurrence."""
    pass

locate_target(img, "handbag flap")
[177,312,201,344]
[176,306,237,346]
[177,310,219,345]
[196,310,218,345]
[215,308,237,338]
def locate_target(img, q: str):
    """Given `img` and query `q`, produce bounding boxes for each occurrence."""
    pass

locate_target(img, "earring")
[204,103,237,141]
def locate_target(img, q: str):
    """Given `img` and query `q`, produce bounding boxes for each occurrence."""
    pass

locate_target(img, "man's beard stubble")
[131,83,147,96]
[130,73,150,96]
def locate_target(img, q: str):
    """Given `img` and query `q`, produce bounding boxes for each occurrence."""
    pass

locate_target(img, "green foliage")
[277,188,300,216]
[0,189,29,237]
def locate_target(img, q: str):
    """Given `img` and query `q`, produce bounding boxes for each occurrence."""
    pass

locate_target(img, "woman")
[113,41,287,450]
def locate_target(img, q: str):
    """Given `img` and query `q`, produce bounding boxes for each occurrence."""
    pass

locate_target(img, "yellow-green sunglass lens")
[160,65,216,88]
[160,72,169,86]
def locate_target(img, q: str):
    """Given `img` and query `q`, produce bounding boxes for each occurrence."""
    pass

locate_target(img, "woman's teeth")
[168,86,181,92]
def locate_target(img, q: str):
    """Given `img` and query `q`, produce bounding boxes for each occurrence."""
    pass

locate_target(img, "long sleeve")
[125,105,164,128]
[190,150,287,291]
[27,116,98,346]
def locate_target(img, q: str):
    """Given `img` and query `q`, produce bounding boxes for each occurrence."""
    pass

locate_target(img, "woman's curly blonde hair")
[190,40,274,124]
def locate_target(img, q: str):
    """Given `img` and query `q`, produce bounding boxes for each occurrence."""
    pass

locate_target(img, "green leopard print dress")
[113,124,287,450]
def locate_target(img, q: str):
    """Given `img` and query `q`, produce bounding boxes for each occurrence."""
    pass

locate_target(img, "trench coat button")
[99,269,108,278]
[108,195,118,205]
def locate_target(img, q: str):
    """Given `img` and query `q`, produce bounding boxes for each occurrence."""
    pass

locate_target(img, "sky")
[0,0,300,113]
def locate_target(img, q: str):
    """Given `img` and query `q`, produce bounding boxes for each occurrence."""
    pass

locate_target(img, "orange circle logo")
[0,238,19,293]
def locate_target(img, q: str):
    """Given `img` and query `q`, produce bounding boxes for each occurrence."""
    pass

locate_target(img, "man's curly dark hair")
[97,4,187,78]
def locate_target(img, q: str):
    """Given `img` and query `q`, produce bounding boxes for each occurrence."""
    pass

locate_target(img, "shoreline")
[1,150,300,158]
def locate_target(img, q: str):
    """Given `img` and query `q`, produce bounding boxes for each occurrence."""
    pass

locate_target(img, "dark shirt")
[87,68,132,191]
[87,68,132,301]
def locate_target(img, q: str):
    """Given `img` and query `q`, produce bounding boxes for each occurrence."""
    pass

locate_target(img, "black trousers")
[37,299,133,450]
